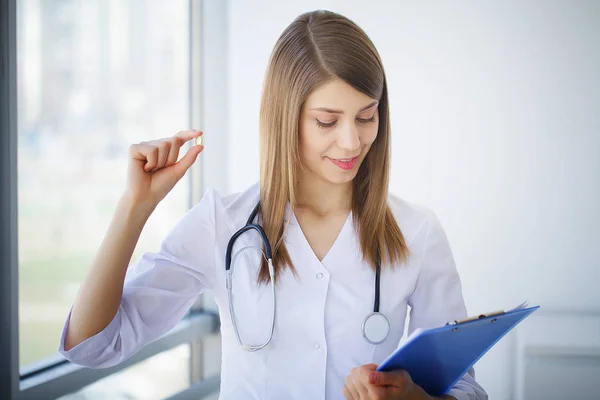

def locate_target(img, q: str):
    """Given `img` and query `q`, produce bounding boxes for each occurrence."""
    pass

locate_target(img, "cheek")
[360,125,379,148]
[299,126,331,161]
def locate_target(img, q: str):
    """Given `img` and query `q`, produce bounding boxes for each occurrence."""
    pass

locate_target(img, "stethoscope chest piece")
[362,311,390,345]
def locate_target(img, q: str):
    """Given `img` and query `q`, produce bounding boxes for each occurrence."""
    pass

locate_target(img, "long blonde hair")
[258,10,408,283]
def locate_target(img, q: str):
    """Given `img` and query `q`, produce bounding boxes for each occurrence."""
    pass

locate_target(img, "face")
[299,78,379,185]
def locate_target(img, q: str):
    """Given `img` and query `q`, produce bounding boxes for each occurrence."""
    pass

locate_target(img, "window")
[58,344,191,400]
[3,0,223,398]
[16,0,191,371]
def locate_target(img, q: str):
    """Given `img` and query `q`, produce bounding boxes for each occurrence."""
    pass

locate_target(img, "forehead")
[304,78,377,111]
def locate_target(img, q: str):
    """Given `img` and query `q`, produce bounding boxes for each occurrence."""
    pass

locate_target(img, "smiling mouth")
[330,155,359,162]
[328,156,359,171]
[334,157,356,162]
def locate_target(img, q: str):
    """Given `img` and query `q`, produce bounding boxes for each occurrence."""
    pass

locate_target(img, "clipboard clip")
[445,301,530,327]
[446,310,505,326]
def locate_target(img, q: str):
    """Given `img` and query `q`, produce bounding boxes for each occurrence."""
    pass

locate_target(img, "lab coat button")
[313,341,321,349]
[316,273,324,279]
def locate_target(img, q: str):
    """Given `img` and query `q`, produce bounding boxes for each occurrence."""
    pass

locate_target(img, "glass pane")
[58,344,191,400]
[17,0,191,370]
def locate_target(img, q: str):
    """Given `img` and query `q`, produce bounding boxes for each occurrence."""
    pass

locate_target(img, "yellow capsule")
[195,136,203,146]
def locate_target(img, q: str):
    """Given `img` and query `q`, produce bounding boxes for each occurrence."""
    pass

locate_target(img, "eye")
[357,115,376,124]
[316,118,337,129]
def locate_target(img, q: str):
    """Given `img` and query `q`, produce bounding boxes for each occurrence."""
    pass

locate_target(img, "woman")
[60,10,487,400]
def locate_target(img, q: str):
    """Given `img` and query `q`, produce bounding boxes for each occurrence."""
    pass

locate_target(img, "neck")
[295,173,353,216]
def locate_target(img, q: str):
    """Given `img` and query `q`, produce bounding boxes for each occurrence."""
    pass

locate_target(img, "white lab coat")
[59,182,488,399]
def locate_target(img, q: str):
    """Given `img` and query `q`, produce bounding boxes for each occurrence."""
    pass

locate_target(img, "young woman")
[60,10,487,400]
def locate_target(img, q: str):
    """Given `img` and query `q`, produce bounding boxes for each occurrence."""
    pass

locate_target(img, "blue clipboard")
[376,304,540,396]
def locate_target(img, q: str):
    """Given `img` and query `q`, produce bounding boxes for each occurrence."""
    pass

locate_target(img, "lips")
[329,156,359,171]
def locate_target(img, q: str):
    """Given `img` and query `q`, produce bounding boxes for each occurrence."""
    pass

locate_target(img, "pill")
[195,136,203,146]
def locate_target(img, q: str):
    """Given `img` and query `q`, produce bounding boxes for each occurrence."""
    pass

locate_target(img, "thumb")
[172,144,203,177]
[369,369,410,387]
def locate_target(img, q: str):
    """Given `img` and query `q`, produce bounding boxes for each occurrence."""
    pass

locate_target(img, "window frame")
[0,0,225,398]
[19,314,217,400]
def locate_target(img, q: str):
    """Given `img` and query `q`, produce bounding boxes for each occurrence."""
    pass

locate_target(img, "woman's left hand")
[342,364,433,400]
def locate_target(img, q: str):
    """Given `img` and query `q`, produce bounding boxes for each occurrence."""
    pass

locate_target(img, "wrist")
[117,193,156,223]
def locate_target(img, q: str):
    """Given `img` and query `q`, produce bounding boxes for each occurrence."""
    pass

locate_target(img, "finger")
[167,130,202,166]
[166,138,180,166]
[356,364,378,386]
[129,143,151,161]
[351,375,370,398]
[130,143,160,172]
[342,385,355,400]
[366,385,388,400]
[369,369,410,388]
[171,144,203,178]
[345,375,365,399]
[363,364,378,372]
[153,141,170,171]
[353,377,369,399]
[174,129,203,143]
[145,146,160,172]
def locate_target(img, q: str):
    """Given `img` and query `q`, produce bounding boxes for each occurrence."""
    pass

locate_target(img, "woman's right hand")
[64,129,203,352]
[125,129,204,209]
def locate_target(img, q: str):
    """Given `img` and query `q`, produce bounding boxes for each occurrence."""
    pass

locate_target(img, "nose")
[337,122,360,152]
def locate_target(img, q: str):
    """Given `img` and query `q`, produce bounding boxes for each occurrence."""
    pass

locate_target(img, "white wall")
[225,1,600,398]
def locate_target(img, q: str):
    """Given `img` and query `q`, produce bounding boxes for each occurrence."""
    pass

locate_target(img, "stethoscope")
[225,202,390,352]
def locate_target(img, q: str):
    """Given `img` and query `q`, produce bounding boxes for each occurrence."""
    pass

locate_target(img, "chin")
[321,169,360,185]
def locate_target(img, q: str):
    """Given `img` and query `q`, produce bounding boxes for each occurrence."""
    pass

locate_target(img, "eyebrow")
[309,100,379,114]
